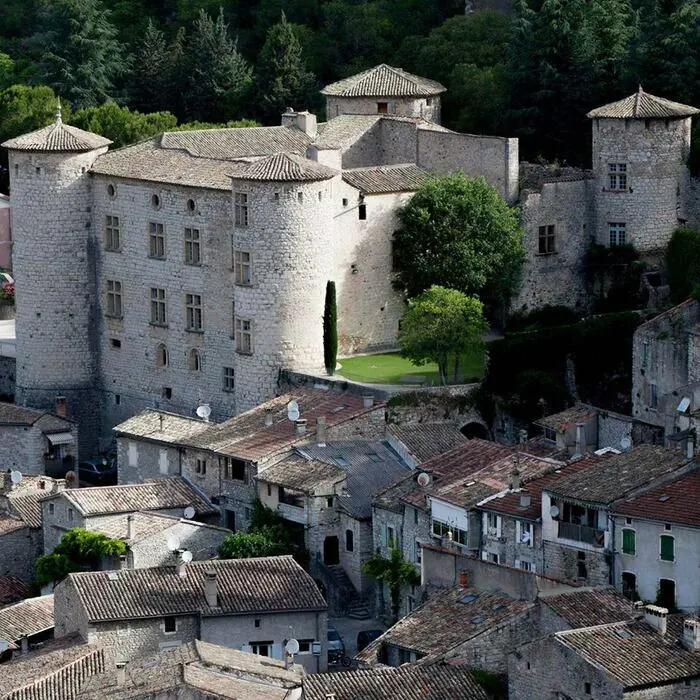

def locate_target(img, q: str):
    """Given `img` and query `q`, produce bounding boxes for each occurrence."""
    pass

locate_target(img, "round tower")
[588,88,700,251]
[2,107,111,456]
[230,153,337,412]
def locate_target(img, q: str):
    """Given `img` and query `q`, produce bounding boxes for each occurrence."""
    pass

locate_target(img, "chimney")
[20,636,28,654]
[644,604,668,635]
[177,555,187,578]
[116,662,127,685]
[296,111,317,137]
[574,423,586,456]
[510,468,521,491]
[204,570,218,607]
[281,107,297,127]
[362,394,375,409]
[683,619,700,651]
[55,396,66,418]
[119,554,128,571]
[295,419,307,436]
[316,416,327,446]
[126,514,134,540]
[458,570,469,587]
[264,408,274,427]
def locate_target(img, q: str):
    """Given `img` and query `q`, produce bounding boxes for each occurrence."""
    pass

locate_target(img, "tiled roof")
[322,64,445,97]
[0,636,105,700]
[113,409,211,445]
[357,586,529,663]
[231,152,337,182]
[0,516,26,535]
[48,477,216,517]
[67,555,327,622]
[387,423,468,464]
[0,576,28,608]
[88,511,229,543]
[2,120,111,152]
[342,164,428,193]
[587,87,700,119]
[534,405,596,431]
[613,466,700,527]
[547,445,691,505]
[160,125,312,159]
[0,595,54,647]
[0,403,47,426]
[293,441,411,518]
[556,616,700,688]
[304,664,488,700]
[539,588,635,628]
[187,390,384,462]
[313,114,381,149]
[257,455,346,494]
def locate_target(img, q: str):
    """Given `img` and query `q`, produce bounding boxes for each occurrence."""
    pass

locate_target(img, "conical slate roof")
[231,152,337,182]
[587,87,700,119]
[321,64,446,98]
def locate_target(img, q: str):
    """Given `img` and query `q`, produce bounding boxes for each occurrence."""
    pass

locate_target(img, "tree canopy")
[666,226,700,304]
[218,530,282,559]
[392,173,524,314]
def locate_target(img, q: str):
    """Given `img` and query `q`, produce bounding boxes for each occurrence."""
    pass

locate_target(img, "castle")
[3,64,699,454]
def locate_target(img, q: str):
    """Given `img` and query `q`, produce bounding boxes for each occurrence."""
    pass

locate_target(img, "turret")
[2,105,111,456]
[587,88,700,251]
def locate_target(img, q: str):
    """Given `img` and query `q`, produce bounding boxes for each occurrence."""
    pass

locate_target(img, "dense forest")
[2,0,700,167]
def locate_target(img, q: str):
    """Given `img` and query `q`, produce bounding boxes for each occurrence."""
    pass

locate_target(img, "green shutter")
[622,529,635,555]
[660,535,674,561]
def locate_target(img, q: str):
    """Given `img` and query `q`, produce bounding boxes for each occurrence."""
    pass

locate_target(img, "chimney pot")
[644,604,668,635]
[295,419,307,436]
[362,394,375,409]
[510,468,521,491]
[177,557,187,578]
[683,619,700,651]
[20,636,28,654]
[55,396,67,418]
[204,570,218,607]
[126,514,134,540]
[316,416,327,445]
[265,408,274,427]
[116,662,126,685]
[574,423,586,456]
[458,571,469,587]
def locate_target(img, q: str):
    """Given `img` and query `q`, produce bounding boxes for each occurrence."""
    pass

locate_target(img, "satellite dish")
[620,436,631,450]
[183,506,195,519]
[196,403,211,421]
[550,505,560,519]
[167,536,180,552]
[181,550,193,563]
[287,400,300,422]
[65,470,77,484]
[285,638,300,655]
[9,470,22,485]
[0,639,8,653]
[417,472,431,487]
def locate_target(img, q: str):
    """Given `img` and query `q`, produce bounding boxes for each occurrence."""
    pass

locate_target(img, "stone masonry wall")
[54,576,91,639]
[0,526,41,581]
[340,123,383,170]
[543,540,609,587]
[481,515,542,574]
[0,356,15,399]
[326,96,441,124]
[117,437,182,485]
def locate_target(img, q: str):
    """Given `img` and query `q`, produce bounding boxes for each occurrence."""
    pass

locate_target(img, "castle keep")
[3,65,699,452]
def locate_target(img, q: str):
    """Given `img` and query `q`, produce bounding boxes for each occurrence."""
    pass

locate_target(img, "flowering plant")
[0,282,15,303]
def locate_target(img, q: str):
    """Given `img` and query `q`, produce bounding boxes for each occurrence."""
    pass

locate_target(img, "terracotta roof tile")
[88,511,229,543]
[258,455,346,494]
[304,664,488,700]
[0,595,54,646]
[539,588,635,628]
[313,115,381,149]
[322,64,445,97]
[342,164,428,193]
[534,405,596,431]
[587,87,700,119]
[232,152,337,182]
[387,423,467,465]
[113,409,211,444]
[0,576,28,608]
[2,121,111,152]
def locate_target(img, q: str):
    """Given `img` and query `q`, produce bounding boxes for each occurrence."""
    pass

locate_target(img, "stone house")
[40,477,217,553]
[533,405,599,456]
[53,555,328,673]
[510,607,700,699]
[114,389,385,532]
[611,466,700,610]
[0,402,78,477]
[384,423,467,469]
[542,445,694,587]
[0,594,54,661]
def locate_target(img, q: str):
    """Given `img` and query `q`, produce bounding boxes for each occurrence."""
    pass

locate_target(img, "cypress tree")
[323,281,338,376]
[131,19,170,114]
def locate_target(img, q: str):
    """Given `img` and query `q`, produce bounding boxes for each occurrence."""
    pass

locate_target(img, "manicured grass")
[337,350,484,385]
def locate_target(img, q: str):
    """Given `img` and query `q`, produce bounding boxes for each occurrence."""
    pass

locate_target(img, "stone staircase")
[327,565,371,620]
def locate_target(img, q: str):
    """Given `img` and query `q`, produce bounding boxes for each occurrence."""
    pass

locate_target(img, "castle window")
[358,204,367,220]
[234,192,249,227]
[150,287,167,326]
[223,366,235,391]
[234,250,252,286]
[105,215,120,251]
[184,228,201,265]
[107,183,116,199]
[538,225,556,255]
[608,222,626,246]
[187,198,196,212]
[377,102,388,114]
[155,343,168,367]
[608,163,627,191]
[162,386,172,399]
[188,348,201,371]
[149,222,165,259]
[151,193,161,209]
[105,279,123,318]
[110,338,121,348]
[235,316,253,354]
[185,293,203,332]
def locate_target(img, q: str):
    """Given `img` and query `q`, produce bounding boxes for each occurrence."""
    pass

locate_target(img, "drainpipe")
[609,511,616,588]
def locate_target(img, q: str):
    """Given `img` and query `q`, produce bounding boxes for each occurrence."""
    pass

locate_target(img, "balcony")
[277,501,307,525]
[558,521,605,548]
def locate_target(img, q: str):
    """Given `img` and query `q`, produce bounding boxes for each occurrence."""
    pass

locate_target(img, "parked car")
[78,456,118,486]
[328,626,351,666]
[357,629,383,652]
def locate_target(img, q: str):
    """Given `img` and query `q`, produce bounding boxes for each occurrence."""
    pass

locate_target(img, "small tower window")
[187,198,196,213]
[156,343,168,368]
[188,348,201,372]
[151,193,161,209]
[107,183,116,198]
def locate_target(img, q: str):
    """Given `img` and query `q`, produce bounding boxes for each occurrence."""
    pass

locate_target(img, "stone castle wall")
[326,95,441,124]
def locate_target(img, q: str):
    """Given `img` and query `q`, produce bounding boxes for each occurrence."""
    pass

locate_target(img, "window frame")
[249,641,273,657]
[659,534,675,562]
[234,192,249,227]
[233,249,252,286]
[622,528,636,556]
[163,616,177,634]
[185,293,203,332]
[105,279,123,318]
[148,222,166,259]
[608,222,627,246]
[538,224,556,255]
[188,348,201,372]
[431,518,467,546]
[235,316,253,354]
[150,287,167,326]
[184,227,201,265]
[223,366,235,392]
[105,215,121,251]
[195,458,207,476]
[608,162,628,191]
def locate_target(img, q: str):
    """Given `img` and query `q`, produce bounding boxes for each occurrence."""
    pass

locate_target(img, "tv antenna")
[183,506,196,519]
[287,400,300,422]
[196,403,211,422]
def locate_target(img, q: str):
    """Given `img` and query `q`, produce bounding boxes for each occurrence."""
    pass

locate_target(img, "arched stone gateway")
[460,421,490,440]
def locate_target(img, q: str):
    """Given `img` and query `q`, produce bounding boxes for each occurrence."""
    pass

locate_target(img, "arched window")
[188,348,201,372]
[156,343,168,367]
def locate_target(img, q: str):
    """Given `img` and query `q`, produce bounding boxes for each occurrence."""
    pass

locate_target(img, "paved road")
[328,615,387,658]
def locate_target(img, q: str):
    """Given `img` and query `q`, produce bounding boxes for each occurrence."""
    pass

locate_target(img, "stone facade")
[480,514,543,574]
[0,525,41,581]
[326,95,441,123]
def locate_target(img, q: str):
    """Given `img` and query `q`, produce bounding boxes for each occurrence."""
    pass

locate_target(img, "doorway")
[324,536,340,565]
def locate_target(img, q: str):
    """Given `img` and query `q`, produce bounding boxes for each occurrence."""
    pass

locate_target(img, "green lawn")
[337,350,484,385]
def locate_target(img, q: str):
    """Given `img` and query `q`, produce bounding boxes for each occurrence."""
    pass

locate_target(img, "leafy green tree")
[218,530,282,558]
[399,286,486,385]
[363,547,421,622]
[70,102,177,148]
[666,226,700,304]
[130,19,170,114]
[0,84,68,144]
[254,13,315,123]
[171,118,259,131]
[393,173,524,314]
[0,53,16,91]
[323,280,338,376]
[184,8,252,122]
[32,0,129,108]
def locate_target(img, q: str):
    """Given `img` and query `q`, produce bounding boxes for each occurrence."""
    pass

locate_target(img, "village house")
[40,477,217,553]
[510,606,700,699]
[114,389,385,532]
[0,594,54,662]
[53,555,329,673]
